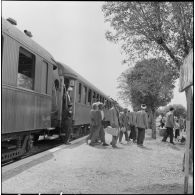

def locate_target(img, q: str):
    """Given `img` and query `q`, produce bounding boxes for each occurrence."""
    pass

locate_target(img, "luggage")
[104,126,119,136]
[120,127,126,132]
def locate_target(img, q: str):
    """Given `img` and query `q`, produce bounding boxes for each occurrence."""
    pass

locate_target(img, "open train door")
[56,62,77,137]
[179,48,193,194]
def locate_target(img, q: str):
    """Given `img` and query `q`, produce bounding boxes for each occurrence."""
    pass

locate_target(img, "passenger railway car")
[2,17,123,162]
[2,18,59,162]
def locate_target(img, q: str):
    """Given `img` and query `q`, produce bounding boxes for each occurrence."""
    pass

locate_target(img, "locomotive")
[2,17,123,163]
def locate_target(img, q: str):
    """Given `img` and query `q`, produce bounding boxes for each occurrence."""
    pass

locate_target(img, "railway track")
[2,134,85,167]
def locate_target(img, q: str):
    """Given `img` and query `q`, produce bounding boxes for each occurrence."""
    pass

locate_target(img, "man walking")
[136,104,148,146]
[98,102,109,146]
[109,101,120,148]
[87,103,102,146]
[162,107,175,144]
[86,103,98,145]
[119,108,129,143]
[128,109,137,143]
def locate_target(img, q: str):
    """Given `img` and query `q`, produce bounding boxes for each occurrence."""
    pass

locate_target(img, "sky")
[1,1,187,109]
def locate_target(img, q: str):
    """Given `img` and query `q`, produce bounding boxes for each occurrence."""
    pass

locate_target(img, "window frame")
[88,88,92,105]
[17,46,36,91]
[78,82,82,103]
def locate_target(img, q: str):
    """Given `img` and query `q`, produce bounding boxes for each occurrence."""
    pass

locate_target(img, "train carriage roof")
[57,61,113,101]
[2,18,57,68]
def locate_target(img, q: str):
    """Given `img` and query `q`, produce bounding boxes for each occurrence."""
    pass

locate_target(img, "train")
[2,17,123,163]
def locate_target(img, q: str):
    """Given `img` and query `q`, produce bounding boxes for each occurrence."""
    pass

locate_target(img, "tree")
[102,2,193,69]
[118,58,177,138]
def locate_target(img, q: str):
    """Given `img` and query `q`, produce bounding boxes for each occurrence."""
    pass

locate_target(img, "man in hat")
[88,102,102,146]
[63,103,73,144]
[136,104,148,146]
[128,109,137,143]
[119,108,129,143]
[86,102,98,145]
[98,102,109,146]
[162,107,175,144]
[109,101,120,148]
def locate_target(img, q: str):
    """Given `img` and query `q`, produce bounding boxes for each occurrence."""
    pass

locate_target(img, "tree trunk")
[151,110,156,139]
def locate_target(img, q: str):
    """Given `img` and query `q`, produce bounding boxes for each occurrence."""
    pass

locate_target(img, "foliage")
[102,2,193,69]
[117,58,177,111]
[157,104,187,118]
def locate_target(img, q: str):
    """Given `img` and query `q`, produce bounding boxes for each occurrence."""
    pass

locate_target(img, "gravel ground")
[2,130,193,194]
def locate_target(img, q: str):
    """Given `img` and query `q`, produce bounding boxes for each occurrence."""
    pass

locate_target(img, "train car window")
[41,61,48,93]
[88,89,92,105]
[93,91,96,103]
[17,47,35,90]
[83,86,87,104]
[78,82,82,103]
[55,79,59,90]
[97,94,99,102]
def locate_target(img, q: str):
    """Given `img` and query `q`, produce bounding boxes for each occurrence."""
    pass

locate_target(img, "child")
[174,119,180,141]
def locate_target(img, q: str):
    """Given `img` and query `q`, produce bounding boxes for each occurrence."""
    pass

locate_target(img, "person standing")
[174,119,180,141]
[119,108,129,143]
[129,109,137,143]
[159,115,165,128]
[109,101,120,148]
[136,104,148,146]
[98,102,109,146]
[86,103,98,144]
[162,107,175,144]
[63,104,73,144]
[88,103,102,146]
[61,83,73,145]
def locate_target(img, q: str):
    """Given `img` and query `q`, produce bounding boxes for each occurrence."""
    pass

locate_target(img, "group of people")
[86,102,109,146]
[61,85,184,148]
[86,101,149,148]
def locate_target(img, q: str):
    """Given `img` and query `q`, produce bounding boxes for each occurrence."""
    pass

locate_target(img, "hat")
[68,87,73,91]
[141,104,147,109]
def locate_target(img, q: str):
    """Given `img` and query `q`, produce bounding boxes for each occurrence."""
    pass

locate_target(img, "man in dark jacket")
[63,103,73,145]
[162,107,175,144]
[136,104,148,146]
[98,102,109,146]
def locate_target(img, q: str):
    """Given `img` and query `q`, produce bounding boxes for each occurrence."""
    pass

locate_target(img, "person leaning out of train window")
[63,103,73,145]
[66,86,73,105]
[109,101,120,148]
[98,102,109,146]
